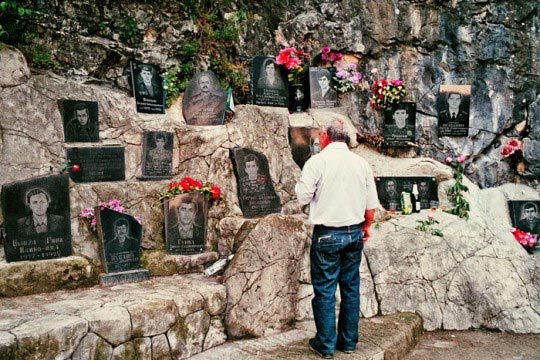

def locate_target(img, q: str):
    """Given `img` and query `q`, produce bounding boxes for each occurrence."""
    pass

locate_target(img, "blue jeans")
[310,224,364,354]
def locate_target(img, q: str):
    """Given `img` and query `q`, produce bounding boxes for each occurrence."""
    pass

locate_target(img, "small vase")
[291,83,305,112]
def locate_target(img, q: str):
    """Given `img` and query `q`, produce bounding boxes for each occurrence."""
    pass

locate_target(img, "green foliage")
[29,44,59,69]
[444,162,470,220]
[163,65,191,108]
[0,0,33,41]
[122,17,138,45]
[415,217,444,237]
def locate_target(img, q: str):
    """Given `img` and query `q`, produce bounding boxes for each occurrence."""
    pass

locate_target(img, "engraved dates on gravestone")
[383,102,416,147]
[66,147,125,183]
[508,200,540,238]
[58,99,99,143]
[182,71,227,126]
[97,207,142,273]
[309,67,338,109]
[289,127,320,169]
[437,84,471,137]
[1,174,72,262]
[164,192,207,255]
[376,177,438,212]
[130,61,165,114]
[141,131,173,179]
[252,56,289,107]
[230,148,281,218]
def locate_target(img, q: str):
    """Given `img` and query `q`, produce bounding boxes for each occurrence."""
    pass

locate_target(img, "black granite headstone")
[130,61,165,114]
[252,56,289,107]
[375,177,439,212]
[437,85,471,137]
[164,192,206,255]
[140,131,173,180]
[182,71,227,126]
[58,99,99,143]
[66,147,125,183]
[289,127,321,169]
[383,102,416,147]
[1,174,72,262]
[230,148,281,218]
[508,200,540,237]
[309,67,338,109]
[97,207,142,273]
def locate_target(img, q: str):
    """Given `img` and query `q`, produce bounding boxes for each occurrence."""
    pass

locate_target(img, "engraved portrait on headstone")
[383,102,416,147]
[59,99,99,143]
[130,61,165,114]
[141,131,173,179]
[289,127,321,169]
[164,192,206,255]
[231,148,281,218]
[97,207,142,273]
[509,201,540,237]
[438,85,471,137]
[1,174,72,262]
[376,177,438,212]
[66,147,125,183]
[252,56,289,107]
[309,67,338,109]
[182,71,227,126]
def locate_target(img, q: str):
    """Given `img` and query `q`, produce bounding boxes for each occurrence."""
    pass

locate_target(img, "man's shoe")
[308,338,333,359]
[336,347,355,354]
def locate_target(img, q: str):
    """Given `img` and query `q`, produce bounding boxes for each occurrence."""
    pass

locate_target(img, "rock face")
[0,43,30,87]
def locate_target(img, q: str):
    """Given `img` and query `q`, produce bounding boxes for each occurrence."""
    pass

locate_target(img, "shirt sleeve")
[364,163,379,209]
[295,158,320,206]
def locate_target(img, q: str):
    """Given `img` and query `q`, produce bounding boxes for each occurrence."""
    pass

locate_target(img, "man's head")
[177,198,197,226]
[74,106,89,126]
[155,132,166,149]
[522,202,538,221]
[385,179,397,194]
[263,59,276,78]
[447,92,462,110]
[419,180,429,195]
[320,118,350,149]
[392,103,408,129]
[114,218,129,241]
[25,188,50,217]
[317,69,332,92]
[140,65,154,85]
[244,154,260,181]
[198,74,212,94]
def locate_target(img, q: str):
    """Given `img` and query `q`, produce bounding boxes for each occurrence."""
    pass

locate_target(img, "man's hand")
[362,208,376,243]
[361,224,371,242]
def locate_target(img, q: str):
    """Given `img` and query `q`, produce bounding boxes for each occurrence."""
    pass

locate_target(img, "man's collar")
[324,142,348,150]
[32,213,47,226]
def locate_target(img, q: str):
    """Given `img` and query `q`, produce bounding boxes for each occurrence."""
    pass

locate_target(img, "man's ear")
[319,131,330,149]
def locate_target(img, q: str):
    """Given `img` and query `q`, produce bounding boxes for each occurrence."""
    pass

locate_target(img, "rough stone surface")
[224,214,309,338]
[0,275,226,359]
[0,43,30,87]
[204,317,228,351]
[0,256,97,297]
[141,250,219,277]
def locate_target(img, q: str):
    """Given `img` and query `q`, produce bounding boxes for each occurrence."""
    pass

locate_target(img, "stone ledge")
[141,250,219,276]
[0,255,97,297]
[0,274,227,359]
[191,312,422,359]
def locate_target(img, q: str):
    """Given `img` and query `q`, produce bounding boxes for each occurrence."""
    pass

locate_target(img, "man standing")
[295,119,378,358]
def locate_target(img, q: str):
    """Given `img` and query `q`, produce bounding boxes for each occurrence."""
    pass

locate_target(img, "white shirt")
[295,142,379,227]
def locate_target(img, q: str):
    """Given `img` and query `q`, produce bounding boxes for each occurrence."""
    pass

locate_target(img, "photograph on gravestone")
[252,56,289,107]
[66,147,125,183]
[438,84,471,137]
[309,67,338,109]
[140,131,173,179]
[130,61,165,114]
[230,148,281,218]
[97,207,142,273]
[383,102,416,147]
[508,200,540,238]
[164,192,206,255]
[182,70,227,126]
[58,99,99,143]
[1,174,72,262]
[376,177,439,212]
[289,127,321,169]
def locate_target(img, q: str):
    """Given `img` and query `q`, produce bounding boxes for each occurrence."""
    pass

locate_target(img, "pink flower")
[501,145,515,158]
[507,138,521,148]
[276,47,303,70]
[456,155,468,163]
[445,156,453,163]
[370,68,378,74]
[330,52,343,62]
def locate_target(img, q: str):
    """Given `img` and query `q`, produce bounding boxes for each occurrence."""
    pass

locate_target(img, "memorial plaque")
[383,102,416,147]
[182,70,227,126]
[252,56,289,107]
[58,99,99,143]
[309,67,338,109]
[130,61,165,114]
[289,127,321,169]
[164,192,206,255]
[437,84,471,137]
[99,269,150,286]
[97,207,142,273]
[230,148,281,218]
[376,177,438,212]
[140,131,173,179]
[508,201,540,238]
[66,147,125,183]
[1,174,72,262]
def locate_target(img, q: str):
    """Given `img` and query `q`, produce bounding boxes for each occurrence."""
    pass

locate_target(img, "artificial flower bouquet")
[334,62,363,93]
[369,78,406,110]
[275,47,310,84]
[511,227,538,253]
[501,138,522,158]
[159,176,221,202]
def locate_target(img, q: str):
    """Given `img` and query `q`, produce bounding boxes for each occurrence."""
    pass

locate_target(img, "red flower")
[179,181,190,190]
[507,138,522,150]
[210,186,221,201]
[501,145,515,158]
[72,164,81,172]
[276,47,302,70]
[168,181,178,190]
